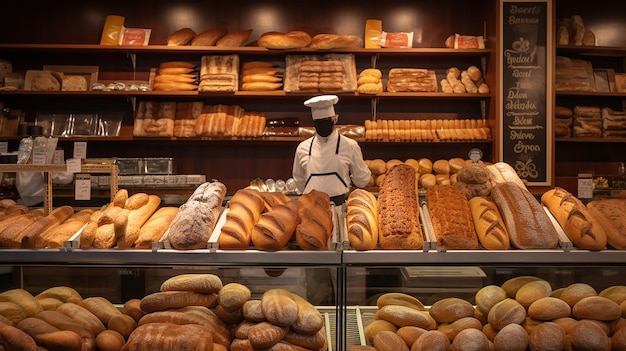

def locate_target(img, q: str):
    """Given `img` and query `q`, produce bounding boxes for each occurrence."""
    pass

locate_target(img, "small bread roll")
[501,276,544,298]
[437,316,482,341]
[599,285,626,304]
[404,159,420,173]
[570,319,611,351]
[433,159,450,174]
[572,296,622,321]
[364,319,397,344]
[558,282,597,307]
[515,280,552,308]
[420,174,437,189]
[373,330,409,351]
[475,285,507,314]
[369,159,387,175]
[448,158,465,174]
[417,158,433,174]
[412,330,451,351]
[528,322,565,351]
[451,329,490,351]
[487,298,526,330]
[386,159,403,171]
[527,297,571,321]
[376,292,425,311]
[396,326,427,347]
[429,298,475,323]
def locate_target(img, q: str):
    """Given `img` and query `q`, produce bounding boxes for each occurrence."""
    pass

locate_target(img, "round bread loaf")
[418,158,433,174]
[493,323,528,351]
[396,326,427,347]
[515,280,552,308]
[376,305,437,329]
[527,296,571,320]
[612,327,626,351]
[448,158,465,174]
[242,300,265,322]
[218,283,251,312]
[429,298,475,323]
[570,320,611,351]
[487,298,526,330]
[437,316,482,341]
[482,323,497,341]
[368,159,387,175]
[501,276,544,298]
[376,293,425,311]
[372,330,409,351]
[248,321,289,349]
[420,174,437,189]
[528,322,565,351]
[599,285,626,304]
[404,159,420,173]
[122,299,146,323]
[364,319,397,344]
[475,285,507,314]
[572,296,622,321]
[386,159,403,171]
[451,328,491,351]
[558,282,597,306]
[412,330,451,351]
[553,317,578,334]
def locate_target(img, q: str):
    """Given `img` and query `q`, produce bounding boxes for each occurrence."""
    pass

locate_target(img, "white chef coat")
[292,130,371,197]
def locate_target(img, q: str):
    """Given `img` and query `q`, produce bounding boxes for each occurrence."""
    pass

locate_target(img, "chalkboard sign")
[500,1,552,186]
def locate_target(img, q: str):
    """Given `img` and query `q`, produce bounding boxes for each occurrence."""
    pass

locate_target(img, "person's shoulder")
[340,135,360,146]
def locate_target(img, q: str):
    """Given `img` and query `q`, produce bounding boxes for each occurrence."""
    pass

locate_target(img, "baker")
[292,94,371,205]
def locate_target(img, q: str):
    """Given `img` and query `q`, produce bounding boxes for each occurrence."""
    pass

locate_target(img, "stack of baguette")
[363,118,490,142]
[572,105,602,137]
[195,104,245,137]
[152,61,198,91]
[602,107,626,138]
[236,111,266,137]
[0,204,72,249]
[362,276,626,351]
[357,68,383,94]
[240,61,283,91]
[284,53,357,93]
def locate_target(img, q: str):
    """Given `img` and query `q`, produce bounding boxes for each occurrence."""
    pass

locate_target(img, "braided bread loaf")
[346,189,379,250]
[219,188,265,249]
[251,201,300,250]
[295,190,333,250]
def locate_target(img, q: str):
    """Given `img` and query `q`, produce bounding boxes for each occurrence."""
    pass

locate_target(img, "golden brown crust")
[427,185,479,249]
[346,189,379,250]
[191,28,224,46]
[219,188,266,249]
[167,28,196,46]
[309,33,363,49]
[257,31,312,49]
[216,29,253,47]
[587,198,626,249]
[469,197,509,250]
[295,190,332,250]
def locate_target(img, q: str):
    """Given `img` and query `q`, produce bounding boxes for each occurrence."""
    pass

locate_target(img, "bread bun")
[412,330,451,351]
[572,296,622,321]
[475,285,507,314]
[372,330,409,351]
[527,296,571,320]
[433,159,450,174]
[515,280,552,308]
[396,326,427,347]
[386,159,403,170]
[160,274,223,294]
[429,298,475,323]
[448,158,465,174]
[501,276,544,298]
[376,305,436,329]
[437,316,482,341]
[599,285,626,304]
[218,283,250,312]
[369,159,387,175]
[487,298,526,330]
[493,323,528,351]
[364,319,397,344]
[558,282,597,306]
[420,174,437,189]
[417,158,433,174]
[570,319,611,351]
[167,28,196,46]
[451,329,491,351]
[404,159,420,173]
[528,322,566,351]
[376,293,425,311]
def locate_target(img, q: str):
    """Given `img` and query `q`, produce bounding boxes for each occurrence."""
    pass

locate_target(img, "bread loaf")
[429,297,475,323]
[346,189,379,250]
[251,200,300,250]
[122,299,146,323]
[412,330,452,351]
[138,309,230,348]
[491,182,559,249]
[191,28,224,46]
[56,302,106,336]
[295,190,333,250]
[218,283,250,312]
[376,305,437,329]
[247,321,289,349]
[572,296,622,321]
[19,206,74,248]
[107,314,137,339]
[260,289,299,327]
[167,28,196,46]
[284,328,327,350]
[0,289,43,317]
[378,164,423,249]
[78,296,123,325]
[35,286,82,304]
[309,33,363,49]
[160,273,223,294]
[372,330,409,351]
[0,324,39,351]
[117,194,161,248]
[527,297,571,320]
[558,282,597,307]
[450,328,491,351]
[542,187,607,250]
[437,316,482,341]
[168,181,226,250]
[364,319,397,344]
[33,310,95,351]
[219,188,266,249]
[96,329,125,351]
[257,31,312,49]
[528,322,566,351]
[134,206,179,248]
[487,298,526,330]
[140,291,218,313]
[122,322,214,351]
[376,292,425,311]
[427,185,479,249]
[0,210,45,248]
[469,197,510,249]
[515,279,552,308]
[586,198,626,249]
[493,323,528,351]
[38,209,93,248]
[215,29,252,47]
[475,285,507,314]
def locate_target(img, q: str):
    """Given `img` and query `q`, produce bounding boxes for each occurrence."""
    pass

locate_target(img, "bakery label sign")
[500,0,553,186]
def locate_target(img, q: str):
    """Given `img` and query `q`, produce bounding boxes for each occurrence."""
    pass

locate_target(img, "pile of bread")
[364,118,491,142]
[357,68,384,94]
[152,61,198,92]
[365,157,473,190]
[218,188,334,251]
[556,105,626,138]
[166,27,253,47]
[357,276,626,351]
[439,66,489,94]
[555,56,596,92]
[133,101,267,138]
[557,15,596,46]
[386,68,437,93]
[0,273,326,351]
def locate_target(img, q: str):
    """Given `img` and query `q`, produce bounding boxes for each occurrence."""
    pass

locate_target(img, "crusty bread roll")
[493,323,528,351]
[56,302,106,336]
[586,198,626,249]
[572,296,622,321]
[395,326,427,347]
[295,190,333,250]
[346,189,379,250]
[527,296,571,320]
[0,288,42,317]
[475,285,507,314]
[247,321,288,349]
[124,323,215,351]
[372,330,409,351]
[219,188,265,249]
[35,286,82,304]
[167,27,196,46]
[542,187,607,250]
[429,297,475,324]
[218,283,250,312]
[216,29,253,47]
[469,197,510,250]
[133,206,179,249]
[433,159,450,174]
[257,30,312,49]
[376,292,425,311]
[451,328,491,351]
[364,319,397,344]
[251,200,300,251]
[260,289,298,327]
[515,280,552,308]
[528,322,566,351]
[309,33,363,49]
[78,296,123,325]
[122,299,146,323]
[19,205,74,248]
[160,273,223,294]
[501,276,545,298]
[437,316,482,341]
[558,282,597,307]
[412,330,451,351]
[191,28,224,46]
[368,159,386,175]
[376,305,437,329]
[139,291,218,313]
[491,182,559,249]
[95,329,125,351]
[599,285,626,304]
[487,298,526,330]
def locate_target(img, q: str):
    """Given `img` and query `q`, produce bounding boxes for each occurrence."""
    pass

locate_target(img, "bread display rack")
[0,158,118,215]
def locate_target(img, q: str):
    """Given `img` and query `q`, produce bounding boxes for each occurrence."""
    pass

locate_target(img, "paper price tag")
[73,141,87,159]
[75,174,91,201]
[577,171,594,199]
[66,158,82,173]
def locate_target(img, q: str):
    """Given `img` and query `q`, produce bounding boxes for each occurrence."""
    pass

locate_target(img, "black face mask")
[314,118,334,137]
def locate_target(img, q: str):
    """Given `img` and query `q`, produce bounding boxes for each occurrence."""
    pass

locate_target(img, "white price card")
[75,174,91,201]
[577,171,594,199]
[0,142,7,154]
[53,149,64,164]
[73,141,87,159]
[32,151,46,165]
[66,158,82,173]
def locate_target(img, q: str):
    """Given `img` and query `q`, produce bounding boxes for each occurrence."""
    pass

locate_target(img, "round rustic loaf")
[219,283,251,312]
[364,319,397,344]
[396,326,427,347]
[376,305,437,329]
[515,280,552,308]
[429,298,475,323]
[437,316,482,341]
[260,290,298,327]
[570,319,611,351]
[493,323,528,351]
[451,328,491,351]
[528,322,565,351]
[557,282,597,306]
[501,276,544,297]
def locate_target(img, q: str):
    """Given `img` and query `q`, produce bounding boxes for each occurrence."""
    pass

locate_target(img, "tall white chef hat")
[304,95,339,120]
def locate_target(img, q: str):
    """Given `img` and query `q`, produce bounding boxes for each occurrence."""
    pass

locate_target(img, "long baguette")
[469,197,510,250]
[491,182,558,249]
